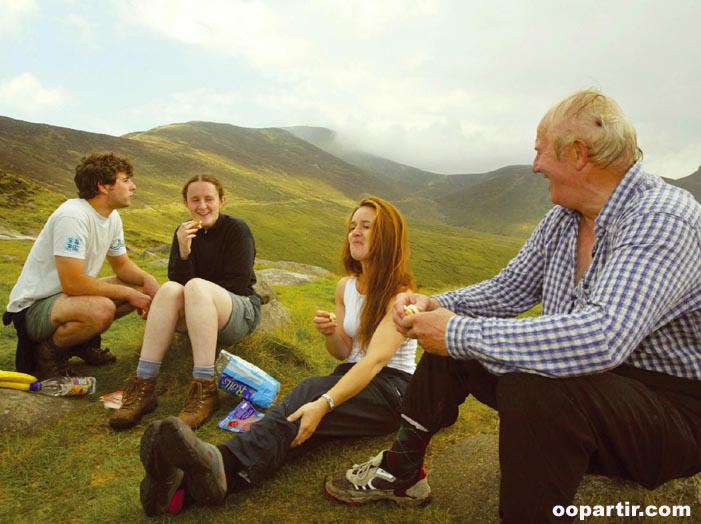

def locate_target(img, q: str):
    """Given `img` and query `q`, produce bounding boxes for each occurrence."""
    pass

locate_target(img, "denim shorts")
[217,293,261,346]
[24,292,62,342]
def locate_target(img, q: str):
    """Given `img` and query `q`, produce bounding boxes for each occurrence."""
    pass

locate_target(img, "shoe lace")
[352,457,378,481]
[181,381,205,414]
[121,379,147,408]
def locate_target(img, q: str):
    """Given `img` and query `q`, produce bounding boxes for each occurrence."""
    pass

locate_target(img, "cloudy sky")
[1,0,699,178]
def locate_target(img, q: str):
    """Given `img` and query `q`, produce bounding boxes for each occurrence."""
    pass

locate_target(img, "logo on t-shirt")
[110,239,125,251]
[64,236,82,253]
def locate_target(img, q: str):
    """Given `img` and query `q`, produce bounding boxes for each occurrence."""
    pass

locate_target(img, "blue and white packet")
[217,354,280,409]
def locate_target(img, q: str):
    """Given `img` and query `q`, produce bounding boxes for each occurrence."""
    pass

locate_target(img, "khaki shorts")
[217,293,261,346]
[25,293,62,342]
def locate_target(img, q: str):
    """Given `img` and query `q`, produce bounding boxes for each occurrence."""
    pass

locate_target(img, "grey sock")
[193,365,215,380]
[136,359,161,379]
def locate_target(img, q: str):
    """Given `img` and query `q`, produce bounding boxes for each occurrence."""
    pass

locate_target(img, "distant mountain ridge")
[2,116,700,244]
[283,126,445,192]
[286,125,701,235]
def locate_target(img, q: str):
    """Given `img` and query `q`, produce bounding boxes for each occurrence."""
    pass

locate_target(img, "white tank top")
[343,277,416,374]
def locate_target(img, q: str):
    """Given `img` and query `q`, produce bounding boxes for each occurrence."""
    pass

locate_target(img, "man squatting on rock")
[324,89,701,524]
[3,153,159,379]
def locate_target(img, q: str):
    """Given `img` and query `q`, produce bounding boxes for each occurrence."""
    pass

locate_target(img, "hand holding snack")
[403,304,421,316]
[314,310,337,336]
[176,218,202,259]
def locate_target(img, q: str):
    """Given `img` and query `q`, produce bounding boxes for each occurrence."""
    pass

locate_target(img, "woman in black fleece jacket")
[110,174,261,431]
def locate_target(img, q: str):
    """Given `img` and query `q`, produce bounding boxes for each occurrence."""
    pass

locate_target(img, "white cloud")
[128,88,243,129]
[66,13,95,44]
[116,0,311,72]
[4,1,695,178]
[303,0,439,38]
[644,144,701,180]
[0,74,69,115]
[0,0,38,38]
[112,0,549,173]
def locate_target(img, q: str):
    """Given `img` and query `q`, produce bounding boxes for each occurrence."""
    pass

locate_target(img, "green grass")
[0,241,501,524]
[0,240,689,524]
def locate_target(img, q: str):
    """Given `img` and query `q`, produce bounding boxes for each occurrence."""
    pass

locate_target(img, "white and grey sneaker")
[324,450,431,506]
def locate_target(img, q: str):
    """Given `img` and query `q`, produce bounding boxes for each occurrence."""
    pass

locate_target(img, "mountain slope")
[0,116,524,288]
[283,125,550,235]
[671,166,701,201]
[284,126,445,192]
[126,122,403,201]
[421,165,552,236]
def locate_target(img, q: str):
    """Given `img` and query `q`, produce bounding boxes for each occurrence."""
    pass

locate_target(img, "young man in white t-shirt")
[3,152,160,379]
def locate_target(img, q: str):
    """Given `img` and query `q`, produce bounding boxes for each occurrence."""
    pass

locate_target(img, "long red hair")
[341,196,415,349]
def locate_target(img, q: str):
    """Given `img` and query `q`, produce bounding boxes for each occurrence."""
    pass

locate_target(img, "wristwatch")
[320,393,335,410]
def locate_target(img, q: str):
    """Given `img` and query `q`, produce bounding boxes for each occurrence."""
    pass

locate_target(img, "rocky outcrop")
[0,388,82,435]
[430,433,701,523]
[253,279,291,333]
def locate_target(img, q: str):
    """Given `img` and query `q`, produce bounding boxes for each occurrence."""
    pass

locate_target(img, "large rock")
[257,268,316,286]
[256,259,333,280]
[0,388,82,435]
[430,434,701,523]
[258,299,292,333]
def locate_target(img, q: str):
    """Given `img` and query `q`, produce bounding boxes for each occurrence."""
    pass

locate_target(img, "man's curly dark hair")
[74,152,134,199]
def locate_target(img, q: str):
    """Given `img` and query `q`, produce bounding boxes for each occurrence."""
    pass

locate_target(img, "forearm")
[324,332,352,360]
[436,273,540,318]
[61,273,135,301]
[323,357,384,408]
[114,259,154,287]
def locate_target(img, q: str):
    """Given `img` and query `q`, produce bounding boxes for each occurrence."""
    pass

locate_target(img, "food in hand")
[403,304,421,316]
[194,218,202,229]
[329,313,337,322]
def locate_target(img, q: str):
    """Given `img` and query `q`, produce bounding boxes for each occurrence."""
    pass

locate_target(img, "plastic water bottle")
[29,377,97,397]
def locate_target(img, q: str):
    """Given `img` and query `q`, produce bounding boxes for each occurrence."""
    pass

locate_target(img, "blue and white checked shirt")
[438,163,701,378]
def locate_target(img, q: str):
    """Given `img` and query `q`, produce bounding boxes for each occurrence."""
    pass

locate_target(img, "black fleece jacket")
[167,214,258,299]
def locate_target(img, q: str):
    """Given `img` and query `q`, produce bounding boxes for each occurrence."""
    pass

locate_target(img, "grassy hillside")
[0,116,524,282]
[425,165,553,237]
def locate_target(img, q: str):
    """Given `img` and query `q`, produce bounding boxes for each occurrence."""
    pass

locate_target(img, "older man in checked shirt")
[325,90,701,523]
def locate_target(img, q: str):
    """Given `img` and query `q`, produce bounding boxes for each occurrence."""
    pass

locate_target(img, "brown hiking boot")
[70,342,116,366]
[177,378,219,429]
[110,376,158,430]
[33,338,73,380]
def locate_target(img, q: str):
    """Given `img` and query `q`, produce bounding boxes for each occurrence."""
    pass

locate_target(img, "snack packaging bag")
[100,390,123,410]
[218,354,280,409]
[218,400,265,433]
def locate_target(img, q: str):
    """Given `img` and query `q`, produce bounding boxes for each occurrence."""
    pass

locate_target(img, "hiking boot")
[70,338,116,366]
[140,420,185,517]
[33,337,72,380]
[324,450,431,506]
[109,376,158,430]
[159,416,227,506]
[177,378,219,429]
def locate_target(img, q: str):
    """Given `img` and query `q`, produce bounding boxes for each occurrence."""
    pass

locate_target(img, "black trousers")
[402,353,701,524]
[222,363,411,485]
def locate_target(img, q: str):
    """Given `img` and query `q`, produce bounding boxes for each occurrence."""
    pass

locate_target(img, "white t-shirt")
[343,276,417,374]
[7,199,127,312]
